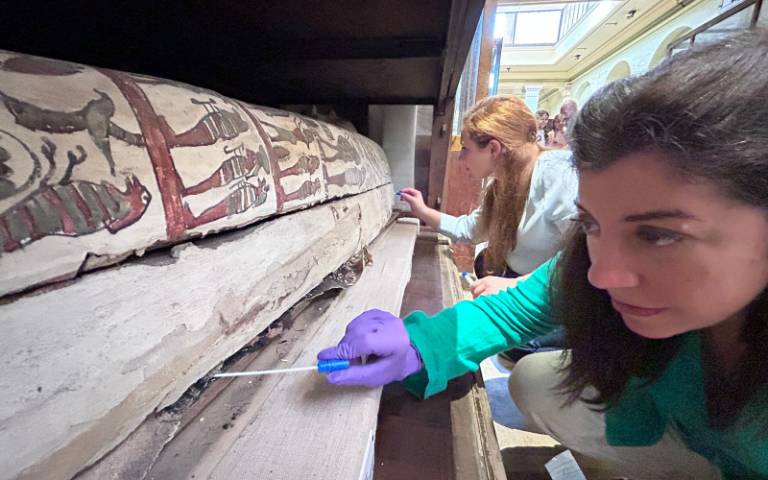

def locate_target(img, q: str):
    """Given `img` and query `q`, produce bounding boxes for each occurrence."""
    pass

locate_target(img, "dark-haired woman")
[319,30,768,479]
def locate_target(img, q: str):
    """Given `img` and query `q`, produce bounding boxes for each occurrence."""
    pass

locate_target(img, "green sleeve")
[402,258,559,398]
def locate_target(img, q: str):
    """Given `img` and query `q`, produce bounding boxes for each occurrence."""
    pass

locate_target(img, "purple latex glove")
[317,309,423,387]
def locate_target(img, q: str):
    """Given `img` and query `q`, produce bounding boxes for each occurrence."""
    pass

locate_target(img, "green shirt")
[402,258,768,479]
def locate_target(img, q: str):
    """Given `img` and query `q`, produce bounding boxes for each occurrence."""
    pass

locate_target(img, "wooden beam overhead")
[0,0,484,106]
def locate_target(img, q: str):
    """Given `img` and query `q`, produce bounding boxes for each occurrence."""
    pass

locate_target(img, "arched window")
[575,82,591,105]
[648,26,693,68]
[606,61,631,82]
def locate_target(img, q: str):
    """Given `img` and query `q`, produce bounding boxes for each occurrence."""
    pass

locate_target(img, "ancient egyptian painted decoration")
[0,51,390,297]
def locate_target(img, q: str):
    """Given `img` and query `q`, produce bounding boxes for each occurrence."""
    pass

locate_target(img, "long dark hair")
[555,29,768,429]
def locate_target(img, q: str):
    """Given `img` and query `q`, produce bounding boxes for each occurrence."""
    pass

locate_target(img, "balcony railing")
[560,1,599,37]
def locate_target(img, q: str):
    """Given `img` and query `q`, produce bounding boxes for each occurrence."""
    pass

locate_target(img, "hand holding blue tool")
[214,309,422,387]
[460,271,476,289]
[317,309,423,387]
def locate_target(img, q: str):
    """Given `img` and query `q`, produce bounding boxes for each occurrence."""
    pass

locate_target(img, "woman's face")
[578,152,768,339]
[459,133,499,179]
[553,115,564,131]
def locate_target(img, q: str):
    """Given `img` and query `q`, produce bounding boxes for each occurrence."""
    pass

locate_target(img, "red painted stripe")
[0,217,20,252]
[71,184,96,229]
[233,100,286,212]
[43,189,76,234]
[19,204,42,240]
[101,70,186,239]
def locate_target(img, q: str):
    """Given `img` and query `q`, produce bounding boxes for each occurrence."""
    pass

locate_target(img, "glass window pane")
[514,10,562,45]
[494,12,508,38]
[495,12,517,43]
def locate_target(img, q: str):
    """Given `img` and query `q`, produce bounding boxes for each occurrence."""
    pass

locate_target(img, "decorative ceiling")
[496,0,695,90]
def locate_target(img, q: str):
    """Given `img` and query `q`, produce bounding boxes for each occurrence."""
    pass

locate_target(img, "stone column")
[371,105,417,200]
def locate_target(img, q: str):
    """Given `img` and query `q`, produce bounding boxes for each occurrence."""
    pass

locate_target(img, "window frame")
[497,1,600,48]
[511,8,564,46]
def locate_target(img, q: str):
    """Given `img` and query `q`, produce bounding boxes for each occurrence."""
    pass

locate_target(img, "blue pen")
[212,359,350,378]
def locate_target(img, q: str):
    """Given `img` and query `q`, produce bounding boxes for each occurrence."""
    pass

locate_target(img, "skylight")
[495,2,599,46]
[514,10,562,44]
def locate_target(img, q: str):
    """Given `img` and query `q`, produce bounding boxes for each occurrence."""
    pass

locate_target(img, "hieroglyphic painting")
[0,51,390,297]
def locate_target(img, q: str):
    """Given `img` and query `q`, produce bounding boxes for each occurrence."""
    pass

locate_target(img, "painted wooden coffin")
[0,51,390,297]
[0,51,395,479]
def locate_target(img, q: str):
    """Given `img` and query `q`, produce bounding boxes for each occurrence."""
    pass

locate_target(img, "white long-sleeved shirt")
[438,149,578,275]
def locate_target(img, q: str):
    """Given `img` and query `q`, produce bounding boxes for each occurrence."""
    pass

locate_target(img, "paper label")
[545,449,587,480]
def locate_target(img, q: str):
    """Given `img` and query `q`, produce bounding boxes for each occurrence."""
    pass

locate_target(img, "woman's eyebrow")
[623,209,700,222]
[575,202,700,222]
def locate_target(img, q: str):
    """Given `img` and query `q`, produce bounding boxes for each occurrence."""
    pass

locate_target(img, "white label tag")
[545,449,587,480]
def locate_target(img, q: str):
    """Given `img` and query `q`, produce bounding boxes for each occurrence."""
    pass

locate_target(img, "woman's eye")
[636,227,683,246]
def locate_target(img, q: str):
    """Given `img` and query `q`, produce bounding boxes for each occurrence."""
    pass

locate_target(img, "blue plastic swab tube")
[213,359,350,378]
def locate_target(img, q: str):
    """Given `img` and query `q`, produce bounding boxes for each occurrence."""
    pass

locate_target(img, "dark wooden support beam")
[427,0,485,208]
[475,0,498,101]
[428,97,456,209]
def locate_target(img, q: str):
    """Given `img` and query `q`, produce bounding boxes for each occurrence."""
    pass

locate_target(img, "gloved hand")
[317,309,423,387]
